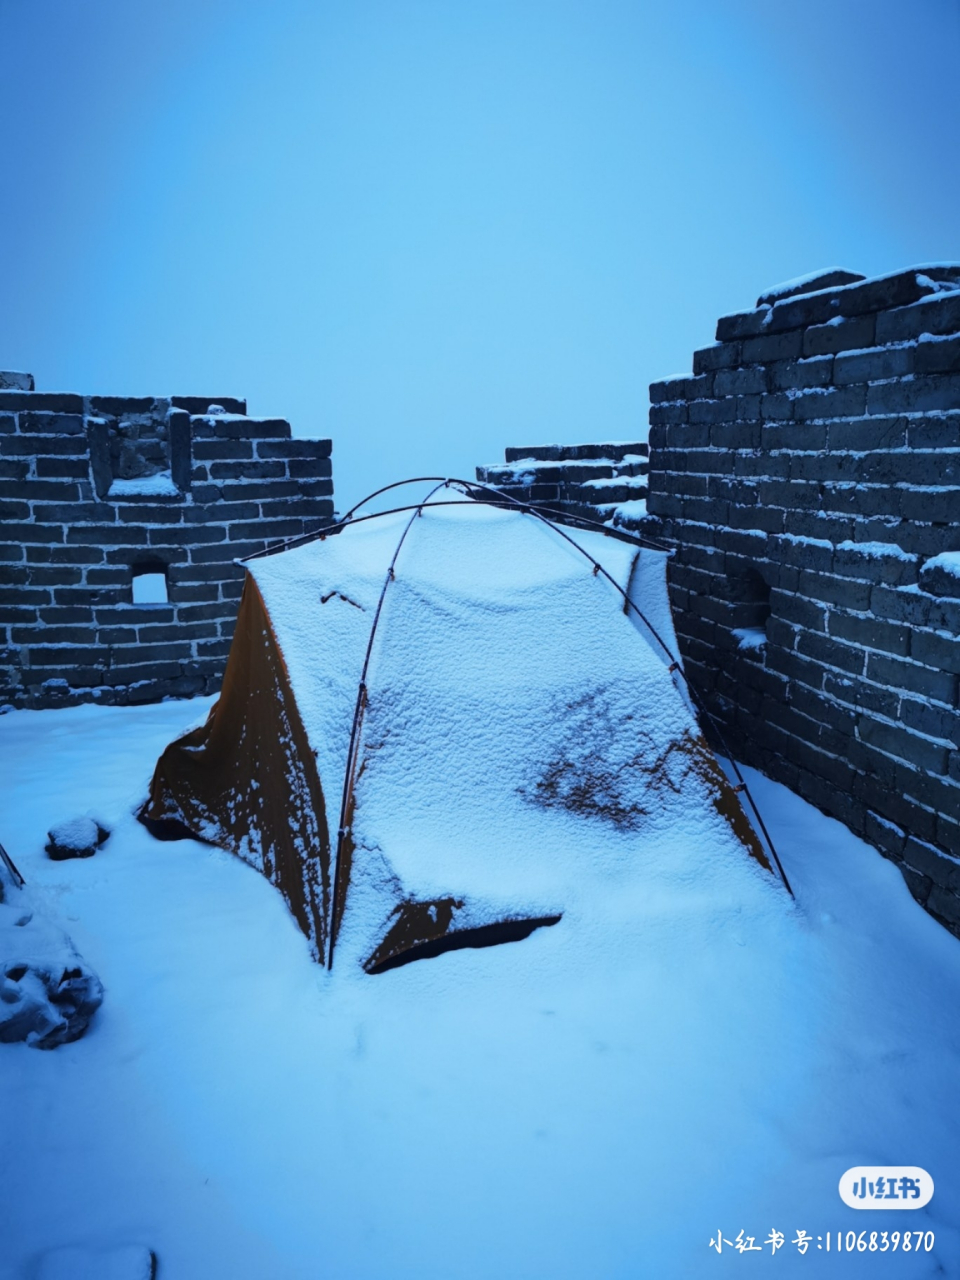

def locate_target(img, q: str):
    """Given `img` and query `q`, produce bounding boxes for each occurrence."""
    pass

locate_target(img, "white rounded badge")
[839,1168,933,1209]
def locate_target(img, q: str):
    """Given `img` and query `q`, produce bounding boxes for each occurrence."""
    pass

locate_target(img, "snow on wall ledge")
[476,441,650,535]
[0,381,335,711]
[479,264,960,940]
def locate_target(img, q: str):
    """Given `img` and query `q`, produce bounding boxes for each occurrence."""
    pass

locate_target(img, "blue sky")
[1,0,958,508]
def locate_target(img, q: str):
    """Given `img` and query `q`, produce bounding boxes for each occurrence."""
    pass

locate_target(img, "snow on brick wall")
[479,265,960,940]
[0,384,335,711]
[475,442,650,535]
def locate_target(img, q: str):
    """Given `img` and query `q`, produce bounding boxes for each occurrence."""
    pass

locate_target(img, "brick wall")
[476,441,649,533]
[0,377,334,709]
[478,265,960,938]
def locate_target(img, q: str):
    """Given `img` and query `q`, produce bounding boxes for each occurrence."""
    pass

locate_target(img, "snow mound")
[0,866,103,1048]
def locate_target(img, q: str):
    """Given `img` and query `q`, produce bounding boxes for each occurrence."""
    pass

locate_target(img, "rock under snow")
[920,550,960,598]
[0,866,104,1048]
[46,816,110,860]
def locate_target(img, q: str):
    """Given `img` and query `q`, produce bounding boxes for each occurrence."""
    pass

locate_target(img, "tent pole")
[326,480,452,969]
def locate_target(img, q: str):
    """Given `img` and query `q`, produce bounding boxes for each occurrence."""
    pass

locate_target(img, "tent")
[139,481,783,973]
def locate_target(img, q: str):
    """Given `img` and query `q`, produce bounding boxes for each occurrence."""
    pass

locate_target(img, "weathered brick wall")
[644,266,960,934]
[0,376,334,709]
[478,265,960,937]
[476,441,649,533]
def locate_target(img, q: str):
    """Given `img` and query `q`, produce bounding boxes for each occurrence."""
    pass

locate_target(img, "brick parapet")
[476,442,650,534]
[0,386,334,710]
[648,265,960,937]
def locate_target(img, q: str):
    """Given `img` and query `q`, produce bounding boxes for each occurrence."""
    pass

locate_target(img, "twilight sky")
[1,0,958,508]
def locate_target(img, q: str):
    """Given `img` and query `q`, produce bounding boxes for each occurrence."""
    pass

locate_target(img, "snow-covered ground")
[1,698,958,1278]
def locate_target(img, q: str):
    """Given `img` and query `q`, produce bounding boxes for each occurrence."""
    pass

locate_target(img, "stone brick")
[866,374,960,416]
[255,438,332,460]
[4,523,65,545]
[692,343,741,374]
[826,415,906,451]
[927,884,960,926]
[649,403,688,426]
[715,309,771,342]
[802,314,876,357]
[210,461,285,481]
[864,810,906,858]
[65,525,147,546]
[759,392,795,422]
[191,439,255,461]
[901,697,960,746]
[713,367,766,396]
[688,399,737,426]
[757,478,820,511]
[914,332,960,375]
[1,434,89,457]
[171,396,246,415]
[220,480,301,503]
[793,384,867,420]
[34,458,90,480]
[833,346,914,384]
[832,543,917,586]
[18,411,85,437]
[865,652,956,705]
[909,627,960,675]
[766,355,833,392]
[897,487,960,523]
[709,422,761,450]
[795,629,866,675]
[920,555,960,598]
[907,414,960,449]
[859,713,949,774]
[827,610,910,656]
[741,329,806,364]
[0,392,84,413]
[875,291,960,344]
[212,416,291,440]
[761,422,828,451]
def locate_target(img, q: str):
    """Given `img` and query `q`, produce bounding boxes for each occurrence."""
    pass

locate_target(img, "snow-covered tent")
[140,482,782,972]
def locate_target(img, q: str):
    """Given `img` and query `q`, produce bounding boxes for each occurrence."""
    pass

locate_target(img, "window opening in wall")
[728,567,771,655]
[132,565,169,605]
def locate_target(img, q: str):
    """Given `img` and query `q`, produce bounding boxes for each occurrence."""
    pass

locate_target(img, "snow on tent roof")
[140,482,786,974]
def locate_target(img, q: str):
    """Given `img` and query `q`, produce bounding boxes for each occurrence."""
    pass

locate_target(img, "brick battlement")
[0,381,334,709]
